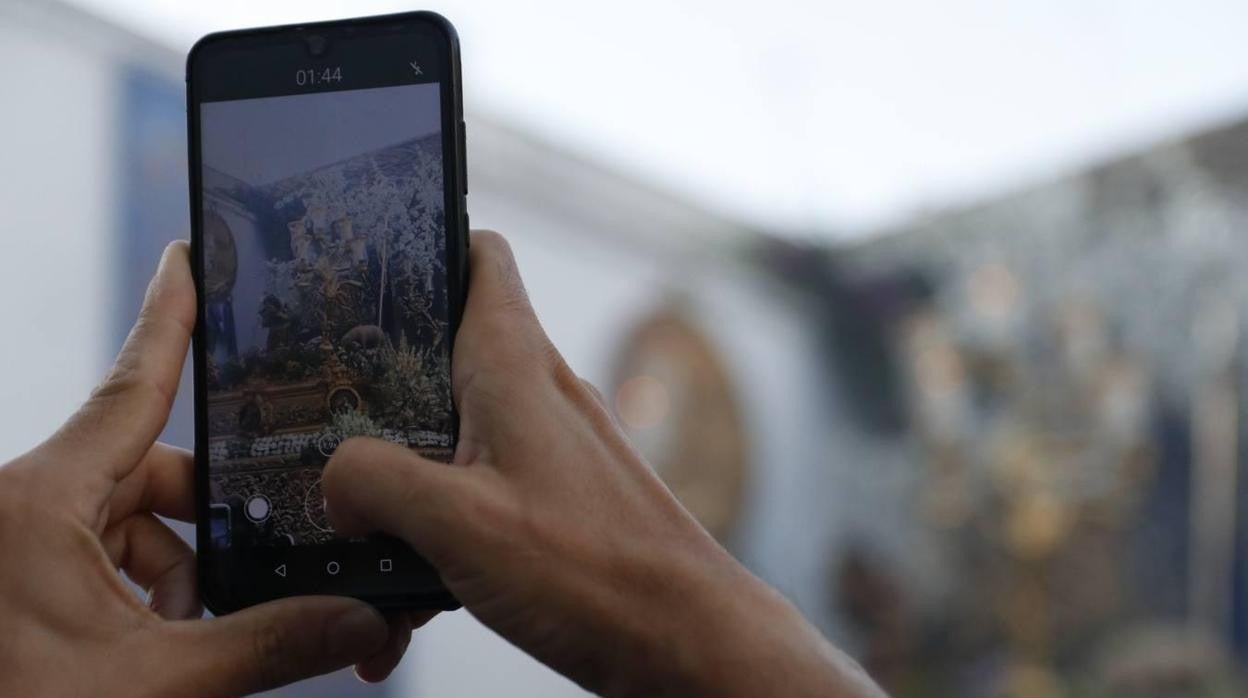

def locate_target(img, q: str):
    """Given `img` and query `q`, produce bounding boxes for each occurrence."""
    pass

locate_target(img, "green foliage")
[331,408,382,438]
[372,336,451,430]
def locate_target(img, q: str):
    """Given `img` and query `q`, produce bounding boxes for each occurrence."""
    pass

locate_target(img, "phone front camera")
[305,34,328,57]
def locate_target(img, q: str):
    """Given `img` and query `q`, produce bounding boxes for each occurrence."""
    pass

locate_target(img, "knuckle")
[574,377,617,426]
[455,336,568,421]
[544,351,586,401]
[92,370,173,412]
[547,350,577,385]
[451,481,513,540]
[135,299,162,327]
[579,377,605,402]
[129,308,169,352]
[453,366,506,418]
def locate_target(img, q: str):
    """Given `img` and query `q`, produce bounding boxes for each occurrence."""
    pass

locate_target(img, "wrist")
[612,547,882,698]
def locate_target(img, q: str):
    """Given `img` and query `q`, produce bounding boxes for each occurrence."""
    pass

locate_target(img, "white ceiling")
[67,0,1248,240]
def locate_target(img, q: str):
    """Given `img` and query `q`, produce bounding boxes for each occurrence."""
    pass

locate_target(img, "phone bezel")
[186,11,467,614]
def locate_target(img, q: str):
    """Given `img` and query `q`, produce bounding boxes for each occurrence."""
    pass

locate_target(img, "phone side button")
[460,121,468,194]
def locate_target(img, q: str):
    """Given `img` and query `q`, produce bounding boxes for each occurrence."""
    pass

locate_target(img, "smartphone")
[187,12,467,612]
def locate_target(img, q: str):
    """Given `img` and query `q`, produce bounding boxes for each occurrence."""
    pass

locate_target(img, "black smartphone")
[187,12,467,612]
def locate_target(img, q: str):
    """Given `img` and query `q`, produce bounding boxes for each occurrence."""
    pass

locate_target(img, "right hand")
[322,231,884,697]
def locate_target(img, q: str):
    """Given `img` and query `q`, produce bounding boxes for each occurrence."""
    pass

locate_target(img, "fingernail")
[329,605,388,658]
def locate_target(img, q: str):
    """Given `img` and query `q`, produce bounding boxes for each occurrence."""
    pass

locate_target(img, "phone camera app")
[200,82,453,552]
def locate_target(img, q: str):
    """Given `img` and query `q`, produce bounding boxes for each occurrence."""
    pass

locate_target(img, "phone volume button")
[460,121,468,194]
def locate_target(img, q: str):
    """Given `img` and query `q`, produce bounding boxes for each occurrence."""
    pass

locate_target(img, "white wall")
[0,4,115,461]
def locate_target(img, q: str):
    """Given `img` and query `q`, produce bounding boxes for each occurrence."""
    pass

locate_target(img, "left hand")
[0,241,418,696]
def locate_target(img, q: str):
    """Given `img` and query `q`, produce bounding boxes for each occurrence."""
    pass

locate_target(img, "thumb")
[322,437,473,565]
[173,597,388,696]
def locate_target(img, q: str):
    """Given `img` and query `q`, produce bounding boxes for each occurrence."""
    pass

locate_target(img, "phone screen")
[189,15,464,608]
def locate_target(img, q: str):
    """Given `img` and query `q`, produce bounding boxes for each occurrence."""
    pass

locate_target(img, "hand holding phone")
[322,232,884,698]
[0,243,399,696]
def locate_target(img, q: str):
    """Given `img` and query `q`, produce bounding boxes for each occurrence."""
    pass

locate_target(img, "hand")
[323,231,886,697]
[0,242,412,697]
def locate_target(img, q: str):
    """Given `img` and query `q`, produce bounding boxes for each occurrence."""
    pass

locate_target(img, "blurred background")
[3,0,1248,695]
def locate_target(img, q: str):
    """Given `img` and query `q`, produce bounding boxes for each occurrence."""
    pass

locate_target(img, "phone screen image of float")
[199,84,453,552]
